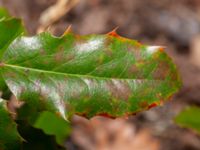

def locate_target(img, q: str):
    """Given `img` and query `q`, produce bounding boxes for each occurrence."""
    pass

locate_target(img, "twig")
[37,0,79,33]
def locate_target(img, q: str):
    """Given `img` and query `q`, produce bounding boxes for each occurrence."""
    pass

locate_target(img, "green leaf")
[175,106,200,134]
[0,11,25,92]
[0,18,24,56]
[0,7,10,19]
[0,7,25,58]
[0,99,22,150]
[0,32,182,119]
[33,111,71,145]
[16,104,70,146]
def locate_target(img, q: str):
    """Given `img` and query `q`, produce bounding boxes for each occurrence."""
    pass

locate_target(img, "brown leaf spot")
[135,41,142,47]
[0,62,5,67]
[96,113,116,119]
[24,69,30,75]
[159,47,164,52]
[168,69,179,81]
[54,51,64,62]
[139,101,148,109]
[96,55,104,65]
[65,54,75,62]
[5,72,16,78]
[75,112,89,119]
[128,65,138,75]
[39,49,46,55]
[153,61,170,80]
[147,103,158,109]
[43,60,50,64]
[106,80,132,101]
[126,112,137,116]
[104,49,113,57]
[128,45,143,61]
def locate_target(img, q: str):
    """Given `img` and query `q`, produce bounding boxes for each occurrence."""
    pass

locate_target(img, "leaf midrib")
[2,63,163,81]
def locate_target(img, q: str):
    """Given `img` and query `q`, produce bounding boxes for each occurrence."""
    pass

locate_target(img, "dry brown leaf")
[72,115,160,150]
[191,35,200,68]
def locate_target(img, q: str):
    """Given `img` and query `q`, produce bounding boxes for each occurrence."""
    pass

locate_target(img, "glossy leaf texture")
[175,106,200,134]
[0,99,22,150]
[0,31,182,119]
[0,8,25,91]
[0,8,25,58]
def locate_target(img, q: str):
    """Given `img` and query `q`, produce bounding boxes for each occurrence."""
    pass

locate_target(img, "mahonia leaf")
[0,7,10,19]
[0,99,22,150]
[33,111,71,145]
[175,106,200,134]
[0,8,25,58]
[0,31,182,119]
[16,104,71,146]
[0,8,25,92]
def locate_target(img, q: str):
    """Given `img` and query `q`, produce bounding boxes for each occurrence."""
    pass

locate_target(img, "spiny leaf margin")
[0,31,182,119]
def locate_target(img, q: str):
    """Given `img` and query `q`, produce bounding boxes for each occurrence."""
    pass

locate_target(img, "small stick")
[37,0,79,33]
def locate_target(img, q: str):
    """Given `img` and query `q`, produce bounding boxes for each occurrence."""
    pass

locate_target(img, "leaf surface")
[175,106,200,134]
[33,111,71,145]
[0,7,10,19]
[0,99,22,150]
[0,9,25,92]
[0,32,181,119]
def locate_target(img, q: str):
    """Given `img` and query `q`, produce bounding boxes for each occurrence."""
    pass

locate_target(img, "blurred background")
[1,0,200,150]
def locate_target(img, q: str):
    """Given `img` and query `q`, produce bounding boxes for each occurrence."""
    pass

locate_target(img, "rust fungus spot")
[105,49,113,57]
[167,95,173,101]
[96,113,116,119]
[96,55,104,64]
[106,80,132,101]
[76,112,88,119]
[132,48,144,61]
[153,61,170,80]
[82,94,91,101]
[126,112,137,116]
[56,112,62,117]
[107,27,120,37]
[128,65,138,75]
[65,54,75,61]
[0,62,5,67]
[5,72,16,78]
[25,69,30,75]
[159,47,165,52]
[139,101,148,108]
[40,49,46,55]
[169,70,179,81]
[43,60,49,64]
[104,36,113,48]
[54,51,64,62]
[148,103,158,109]
[135,41,142,47]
